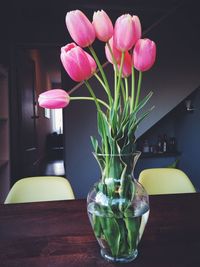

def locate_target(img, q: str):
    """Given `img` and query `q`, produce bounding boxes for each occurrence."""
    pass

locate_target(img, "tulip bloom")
[133,38,156,72]
[61,43,92,82]
[93,10,113,42]
[132,15,142,42]
[113,14,137,52]
[105,37,122,64]
[117,51,132,77]
[38,89,70,109]
[85,52,97,74]
[66,10,95,47]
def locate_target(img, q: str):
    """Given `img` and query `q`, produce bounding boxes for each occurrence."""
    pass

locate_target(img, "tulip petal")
[114,14,136,52]
[61,45,92,82]
[133,38,156,72]
[93,10,113,42]
[38,89,70,109]
[105,37,122,64]
[66,10,95,47]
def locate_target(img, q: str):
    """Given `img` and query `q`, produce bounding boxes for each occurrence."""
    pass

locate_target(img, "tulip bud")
[38,89,70,109]
[133,38,156,72]
[105,37,122,64]
[117,51,132,77]
[113,14,137,52]
[60,43,93,82]
[66,10,96,47]
[93,10,113,42]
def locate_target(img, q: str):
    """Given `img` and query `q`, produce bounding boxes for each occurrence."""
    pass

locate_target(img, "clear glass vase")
[87,152,149,263]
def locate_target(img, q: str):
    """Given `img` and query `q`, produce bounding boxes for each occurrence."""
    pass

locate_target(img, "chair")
[4,176,75,204]
[138,168,196,195]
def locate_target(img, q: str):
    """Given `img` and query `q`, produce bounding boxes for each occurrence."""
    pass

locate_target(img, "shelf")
[140,152,181,159]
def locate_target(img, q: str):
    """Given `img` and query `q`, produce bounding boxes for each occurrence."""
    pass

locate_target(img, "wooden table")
[0,193,200,267]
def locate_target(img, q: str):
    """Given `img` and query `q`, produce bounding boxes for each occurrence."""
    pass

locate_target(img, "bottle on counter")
[157,135,163,153]
[162,134,168,153]
[142,139,150,153]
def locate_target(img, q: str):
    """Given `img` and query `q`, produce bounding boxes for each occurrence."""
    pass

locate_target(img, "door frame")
[9,43,62,185]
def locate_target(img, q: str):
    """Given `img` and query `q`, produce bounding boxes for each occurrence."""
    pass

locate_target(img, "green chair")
[138,168,196,195]
[4,176,75,204]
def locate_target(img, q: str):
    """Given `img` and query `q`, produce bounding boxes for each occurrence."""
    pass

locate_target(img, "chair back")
[5,176,75,204]
[138,168,196,195]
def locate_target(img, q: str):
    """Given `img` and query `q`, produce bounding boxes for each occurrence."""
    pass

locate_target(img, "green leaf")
[128,106,155,138]
[93,153,106,173]
[99,216,121,257]
[110,106,118,135]
[125,91,154,136]
[90,136,99,153]
[118,219,129,255]
[124,217,140,252]
[101,112,112,139]
[134,91,153,115]
[119,101,130,126]
[97,111,105,141]
[93,214,102,238]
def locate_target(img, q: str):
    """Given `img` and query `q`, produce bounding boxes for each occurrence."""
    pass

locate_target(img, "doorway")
[10,45,64,184]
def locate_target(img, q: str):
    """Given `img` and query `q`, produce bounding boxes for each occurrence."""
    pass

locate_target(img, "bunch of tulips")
[39,9,156,259]
[39,8,156,186]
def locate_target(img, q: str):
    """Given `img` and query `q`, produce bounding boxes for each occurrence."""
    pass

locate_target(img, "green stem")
[94,73,109,94]
[84,80,109,176]
[125,77,129,102]
[114,67,117,94]
[107,42,120,104]
[121,79,126,104]
[130,67,135,112]
[134,71,143,109]
[114,52,125,111]
[89,46,113,106]
[107,42,118,70]
[70,96,110,110]
[84,81,101,112]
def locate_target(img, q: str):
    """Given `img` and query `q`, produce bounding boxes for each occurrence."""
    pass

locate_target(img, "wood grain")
[0,194,200,267]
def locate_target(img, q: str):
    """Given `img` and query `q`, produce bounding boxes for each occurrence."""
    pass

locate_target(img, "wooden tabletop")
[0,193,200,267]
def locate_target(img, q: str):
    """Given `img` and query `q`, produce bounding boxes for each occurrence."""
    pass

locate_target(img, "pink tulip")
[132,15,142,42]
[60,43,92,82]
[38,89,70,109]
[85,52,97,74]
[117,51,132,77]
[66,10,95,47]
[113,14,137,52]
[133,38,156,72]
[105,37,122,64]
[93,10,113,42]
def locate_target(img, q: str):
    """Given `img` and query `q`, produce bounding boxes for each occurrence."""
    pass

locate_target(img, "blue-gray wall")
[135,88,200,191]
[175,89,200,191]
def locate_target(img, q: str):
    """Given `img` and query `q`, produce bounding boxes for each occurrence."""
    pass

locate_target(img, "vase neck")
[94,152,141,180]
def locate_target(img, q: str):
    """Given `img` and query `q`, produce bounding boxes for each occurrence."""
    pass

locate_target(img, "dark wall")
[175,89,200,191]
[136,87,200,191]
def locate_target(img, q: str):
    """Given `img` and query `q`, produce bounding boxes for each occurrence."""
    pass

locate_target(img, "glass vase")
[87,152,149,263]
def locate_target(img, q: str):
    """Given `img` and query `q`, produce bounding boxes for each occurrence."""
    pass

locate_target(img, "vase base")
[100,249,138,263]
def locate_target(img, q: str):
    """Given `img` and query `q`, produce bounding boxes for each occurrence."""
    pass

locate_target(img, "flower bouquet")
[39,9,156,263]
